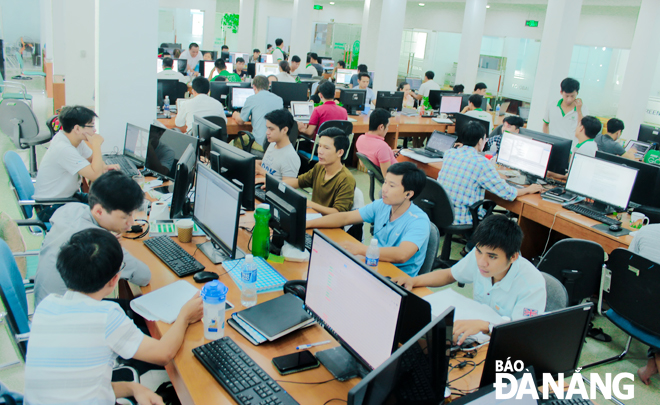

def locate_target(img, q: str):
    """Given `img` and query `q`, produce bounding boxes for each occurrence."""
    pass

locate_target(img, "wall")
[64,0,95,106]
[51,0,66,75]
[159,0,216,49]
[576,6,639,49]
[0,0,41,48]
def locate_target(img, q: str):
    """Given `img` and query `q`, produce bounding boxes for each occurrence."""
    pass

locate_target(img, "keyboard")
[254,186,266,202]
[104,155,140,176]
[395,342,436,402]
[193,336,299,405]
[564,203,622,226]
[541,392,594,405]
[304,233,313,251]
[410,148,443,159]
[143,236,205,277]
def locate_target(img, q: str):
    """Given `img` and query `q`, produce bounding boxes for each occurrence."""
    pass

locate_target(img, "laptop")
[411,131,458,158]
[625,139,652,159]
[103,123,149,176]
[291,101,315,123]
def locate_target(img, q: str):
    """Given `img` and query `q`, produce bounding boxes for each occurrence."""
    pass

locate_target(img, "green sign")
[313,5,323,10]
[644,150,660,165]
[525,20,539,27]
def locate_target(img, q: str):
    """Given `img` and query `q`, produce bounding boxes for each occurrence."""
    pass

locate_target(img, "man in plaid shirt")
[437,121,542,225]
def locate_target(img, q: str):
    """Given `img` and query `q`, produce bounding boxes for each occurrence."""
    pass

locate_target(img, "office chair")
[582,248,660,369]
[0,239,30,367]
[13,51,46,79]
[234,121,299,159]
[0,100,52,175]
[542,273,568,312]
[418,223,440,275]
[0,71,32,105]
[297,120,354,171]
[0,211,39,286]
[356,152,384,203]
[634,205,660,224]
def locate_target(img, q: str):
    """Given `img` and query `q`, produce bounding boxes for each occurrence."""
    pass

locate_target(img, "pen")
[296,340,331,350]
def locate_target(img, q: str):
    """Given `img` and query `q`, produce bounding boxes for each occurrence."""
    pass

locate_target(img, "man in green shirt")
[209,59,241,82]
[284,128,355,215]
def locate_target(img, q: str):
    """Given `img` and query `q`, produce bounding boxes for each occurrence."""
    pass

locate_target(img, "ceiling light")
[419,3,425,6]
[486,4,490,8]
[329,1,334,4]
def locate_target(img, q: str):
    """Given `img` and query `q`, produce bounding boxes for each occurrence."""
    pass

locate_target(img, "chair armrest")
[34,197,80,204]
[12,251,40,257]
[237,130,255,153]
[468,199,497,227]
[15,219,48,232]
[298,134,314,143]
[16,332,29,343]
[2,80,28,95]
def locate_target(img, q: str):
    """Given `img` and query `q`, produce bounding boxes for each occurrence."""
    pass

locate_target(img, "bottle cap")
[370,238,379,246]
[245,254,254,263]
[257,203,270,210]
[201,280,228,304]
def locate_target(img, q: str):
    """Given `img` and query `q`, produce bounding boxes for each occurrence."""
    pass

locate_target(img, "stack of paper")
[130,281,199,324]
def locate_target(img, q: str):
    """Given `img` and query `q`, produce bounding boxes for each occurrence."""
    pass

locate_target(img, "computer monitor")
[157,79,181,107]
[595,151,660,208]
[439,95,463,114]
[123,123,149,165]
[157,58,163,73]
[230,87,255,111]
[518,128,573,175]
[321,59,334,70]
[260,54,274,63]
[454,369,538,405]
[496,132,553,184]
[454,113,490,144]
[270,82,308,108]
[305,230,407,374]
[200,60,215,77]
[173,58,187,74]
[638,123,660,146]
[145,125,198,180]
[209,81,231,106]
[192,115,226,144]
[264,173,307,253]
[428,90,443,110]
[336,69,358,85]
[169,144,197,219]
[221,51,230,61]
[193,163,244,264]
[210,138,256,211]
[425,131,458,154]
[480,303,593,387]
[247,62,256,78]
[625,139,652,159]
[347,307,454,405]
[405,77,422,91]
[375,91,404,113]
[565,153,639,214]
[256,63,279,76]
[229,52,249,63]
[339,88,366,115]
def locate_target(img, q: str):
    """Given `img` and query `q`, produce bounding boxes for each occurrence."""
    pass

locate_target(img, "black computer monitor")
[221,51,230,61]
[198,60,214,77]
[270,82,308,108]
[340,88,366,115]
[375,91,404,113]
[157,79,180,107]
[428,90,443,110]
[638,123,660,146]
[193,163,244,264]
[518,128,573,175]
[170,144,197,219]
[247,62,256,78]
[229,87,256,111]
[210,138,256,211]
[305,230,408,376]
[192,115,226,144]
[123,123,149,165]
[264,173,307,253]
[496,132,553,184]
[145,124,198,180]
[201,50,217,61]
[347,307,454,405]
[480,303,593,387]
[595,151,660,208]
[460,94,471,111]
[173,58,187,74]
[454,113,489,144]
[565,153,639,214]
[209,81,230,106]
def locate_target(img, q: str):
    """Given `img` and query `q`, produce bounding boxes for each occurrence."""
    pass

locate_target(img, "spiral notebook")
[222,256,287,293]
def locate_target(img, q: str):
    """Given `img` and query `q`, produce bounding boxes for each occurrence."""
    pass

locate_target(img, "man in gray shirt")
[232,75,284,152]
[34,171,151,307]
[594,118,638,160]
[257,109,301,181]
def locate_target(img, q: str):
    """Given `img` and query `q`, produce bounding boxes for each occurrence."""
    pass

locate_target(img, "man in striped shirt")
[25,229,203,405]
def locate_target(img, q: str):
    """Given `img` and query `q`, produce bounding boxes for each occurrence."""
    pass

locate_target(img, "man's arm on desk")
[342,241,419,264]
[307,210,363,229]
[307,200,339,216]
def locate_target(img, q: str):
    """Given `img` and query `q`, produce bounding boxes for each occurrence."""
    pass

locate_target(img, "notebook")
[234,293,314,342]
[223,256,287,293]
[130,280,199,323]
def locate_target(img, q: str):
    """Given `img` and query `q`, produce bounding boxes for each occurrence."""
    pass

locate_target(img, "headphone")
[122,219,150,240]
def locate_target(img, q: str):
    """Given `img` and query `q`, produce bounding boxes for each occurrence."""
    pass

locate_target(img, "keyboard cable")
[122,219,150,240]
[322,399,347,405]
[541,210,560,257]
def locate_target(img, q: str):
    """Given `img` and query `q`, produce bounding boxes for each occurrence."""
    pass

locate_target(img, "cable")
[541,210,560,257]
[447,358,485,385]
[275,378,336,385]
[122,219,149,240]
[322,399,347,405]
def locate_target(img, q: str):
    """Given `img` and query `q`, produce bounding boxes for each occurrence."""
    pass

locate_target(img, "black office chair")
[356,152,384,203]
[201,116,229,143]
[418,223,441,275]
[297,120,353,174]
[634,205,660,224]
[235,119,299,159]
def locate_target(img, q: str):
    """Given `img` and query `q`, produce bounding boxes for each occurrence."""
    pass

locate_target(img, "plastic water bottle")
[365,239,380,267]
[495,105,501,116]
[201,280,228,340]
[241,255,258,307]
[163,96,170,118]
[252,204,271,259]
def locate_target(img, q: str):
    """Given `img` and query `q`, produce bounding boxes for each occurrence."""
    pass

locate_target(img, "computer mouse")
[609,224,622,232]
[193,271,219,283]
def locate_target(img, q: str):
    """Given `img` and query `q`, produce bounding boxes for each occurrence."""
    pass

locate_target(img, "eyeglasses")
[82,125,96,129]
[119,262,126,272]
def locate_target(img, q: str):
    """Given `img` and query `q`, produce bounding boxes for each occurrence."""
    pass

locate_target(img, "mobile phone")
[272,350,320,375]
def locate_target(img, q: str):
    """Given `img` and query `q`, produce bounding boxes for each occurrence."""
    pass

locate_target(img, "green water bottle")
[252,203,271,258]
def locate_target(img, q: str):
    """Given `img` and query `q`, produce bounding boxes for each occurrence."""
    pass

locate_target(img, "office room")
[1,0,660,403]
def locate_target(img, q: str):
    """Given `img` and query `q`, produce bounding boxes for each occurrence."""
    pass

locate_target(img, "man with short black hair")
[573,115,601,157]
[462,94,493,133]
[284,128,355,215]
[543,77,588,147]
[273,38,286,62]
[289,55,302,76]
[209,58,241,82]
[472,82,492,111]
[302,53,323,76]
[486,115,525,154]
[257,109,301,181]
[354,72,376,107]
[234,57,247,78]
[392,215,546,343]
[595,118,638,159]
[34,171,152,307]
[233,75,284,152]
[453,84,465,94]
[413,70,441,100]
[350,64,371,87]
[157,57,188,83]
[308,162,430,277]
[249,48,261,63]
[175,77,225,130]
[356,108,396,174]
[298,81,348,138]
[266,44,273,54]
[179,42,202,74]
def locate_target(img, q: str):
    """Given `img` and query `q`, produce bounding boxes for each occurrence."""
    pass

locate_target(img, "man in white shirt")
[156,57,188,83]
[273,38,286,62]
[175,77,226,130]
[549,115,601,181]
[178,42,203,75]
[256,109,301,182]
[543,78,588,148]
[290,55,301,76]
[302,53,323,77]
[413,71,441,101]
[463,94,493,134]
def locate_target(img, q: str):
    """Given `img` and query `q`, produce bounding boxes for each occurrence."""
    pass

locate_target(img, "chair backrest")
[176,82,188,99]
[287,121,299,148]
[542,273,568,312]
[46,115,60,137]
[635,205,660,224]
[536,239,605,306]
[415,177,455,229]
[318,120,353,138]
[0,239,30,359]
[201,115,229,143]
[356,152,384,183]
[605,248,660,335]
[419,222,440,275]
[0,99,40,148]
[3,151,36,219]
[15,52,24,70]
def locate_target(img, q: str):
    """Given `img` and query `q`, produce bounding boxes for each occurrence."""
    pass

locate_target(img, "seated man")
[461,94,493,134]
[34,171,151,308]
[353,72,376,107]
[471,82,492,111]
[233,75,284,152]
[350,64,371,88]
[249,48,261,64]
[595,118,638,160]
[284,128,355,215]
[307,162,430,277]
[289,55,302,76]
[298,81,348,138]
[392,215,546,343]
[157,57,188,83]
[573,115,601,157]
[438,121,542,226]
[302,52,323,76]
[234,57,248,78]
[175,77,225,130]
[257,109,301,182]
[179,42,202,75]
[356,108,396,174]
[486,115,525,154]
[209,59,241,82]
[34,106,119,222]
[25,228,203,404]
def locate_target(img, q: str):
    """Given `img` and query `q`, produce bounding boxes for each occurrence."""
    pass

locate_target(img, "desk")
[397,155,633,259]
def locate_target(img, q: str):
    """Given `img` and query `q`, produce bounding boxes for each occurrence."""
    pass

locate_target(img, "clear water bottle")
[495,105,500,116]
[201,280,228,340]
[163,96,170,118]
[241,255,258,307]
[365,239,380,267]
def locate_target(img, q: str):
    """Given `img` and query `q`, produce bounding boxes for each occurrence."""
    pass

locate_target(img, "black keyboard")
[564,203,621,226]
[143,236,205,277]
[255,186,266,202]
[304,233,313,251]
[193,336,299,405]
[411,148,443,159]
[395,342,436,402]
[541,392,593,405]
[104,155,140,176]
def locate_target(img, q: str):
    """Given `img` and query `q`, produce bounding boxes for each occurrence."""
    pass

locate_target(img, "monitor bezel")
[144,124,199,181]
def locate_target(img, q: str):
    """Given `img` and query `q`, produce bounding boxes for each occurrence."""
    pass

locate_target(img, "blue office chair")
[297,120,354,166]
[0,239,30,367]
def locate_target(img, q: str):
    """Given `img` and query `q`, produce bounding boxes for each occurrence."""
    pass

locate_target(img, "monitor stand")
[575,199,616,215]
[346,106,358,116]
[269,227,287,256]
[197,240,246,264]
[315,346,370,382]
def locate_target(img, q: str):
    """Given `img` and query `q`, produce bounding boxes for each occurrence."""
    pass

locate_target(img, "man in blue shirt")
[307,162,430,277]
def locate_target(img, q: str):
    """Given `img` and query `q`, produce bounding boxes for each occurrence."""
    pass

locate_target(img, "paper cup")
[176,219,194,243]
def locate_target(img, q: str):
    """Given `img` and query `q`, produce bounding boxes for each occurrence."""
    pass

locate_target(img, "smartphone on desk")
[272,350,320,375]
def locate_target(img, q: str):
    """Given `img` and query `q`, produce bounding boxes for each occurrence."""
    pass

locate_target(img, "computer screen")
[291,101,314,118]
[305,231,406,370]
[170,144,197,219]
[336,69,358,85]
[157,58,163,73]
[595,151,660,208]
[638,123,660,145]
[339,89,366,115]
[231,87,255,109]
[321,59,334,70]
[173,58,187,74]
[145,125,198,180]
[202,60,215,77]
[426,131,457,153]
[496,132,553,179]
[405,77,422,91]
[123,123,149,163]
[375,91,404,112]
[256,63,279,76]
[626,140,652,158]
[428,90,442,110]
[210,138,256,211]
[157,79,181,106]
[265,174,307,252]
[517,128,572,175]
[193,163,242,259]
[565,153,639,211]
[454,113,490,143]
[270,82,308,108]
[260,54,273,63]
[439,96,462,114]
